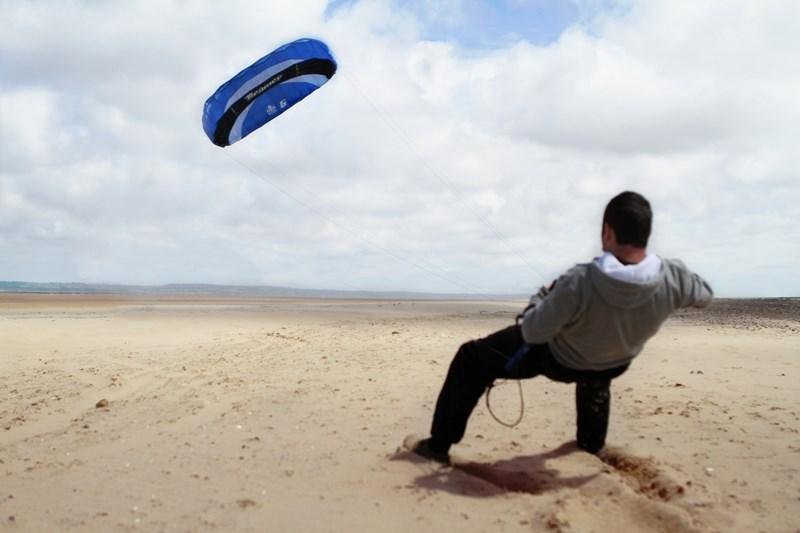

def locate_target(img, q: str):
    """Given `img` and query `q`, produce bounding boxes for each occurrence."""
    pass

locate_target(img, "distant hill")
[0,281,524,301]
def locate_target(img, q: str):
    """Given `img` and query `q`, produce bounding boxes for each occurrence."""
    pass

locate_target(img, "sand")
[0,295,798,532]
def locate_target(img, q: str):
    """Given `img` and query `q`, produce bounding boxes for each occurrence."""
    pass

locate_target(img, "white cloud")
[0,0,798,295]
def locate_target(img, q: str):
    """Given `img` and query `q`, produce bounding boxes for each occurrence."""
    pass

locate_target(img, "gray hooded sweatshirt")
[521,252,713,371]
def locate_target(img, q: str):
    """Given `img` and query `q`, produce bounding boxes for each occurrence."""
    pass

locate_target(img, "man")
[411,191,713,464]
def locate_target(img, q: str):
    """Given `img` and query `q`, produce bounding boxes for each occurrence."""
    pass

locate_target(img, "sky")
[1,0,798,296]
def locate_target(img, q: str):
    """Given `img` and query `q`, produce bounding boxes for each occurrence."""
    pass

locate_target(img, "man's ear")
[602,223,615,247]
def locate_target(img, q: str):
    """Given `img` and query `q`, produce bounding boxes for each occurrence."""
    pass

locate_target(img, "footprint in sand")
[598,446,686,502]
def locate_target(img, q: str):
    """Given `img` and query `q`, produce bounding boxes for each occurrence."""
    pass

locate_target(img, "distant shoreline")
[0,280,526,301]
[1,281,797,301]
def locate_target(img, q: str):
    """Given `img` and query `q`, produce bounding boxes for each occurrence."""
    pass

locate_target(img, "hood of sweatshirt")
[589,251,664,309]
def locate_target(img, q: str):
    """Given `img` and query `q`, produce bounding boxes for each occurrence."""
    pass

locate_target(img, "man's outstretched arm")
[669,259,713,308]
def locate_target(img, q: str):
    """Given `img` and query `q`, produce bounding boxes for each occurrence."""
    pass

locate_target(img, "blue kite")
[202,38,337,147]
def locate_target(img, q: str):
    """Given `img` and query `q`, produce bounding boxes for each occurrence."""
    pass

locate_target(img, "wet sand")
[1,295,798,532]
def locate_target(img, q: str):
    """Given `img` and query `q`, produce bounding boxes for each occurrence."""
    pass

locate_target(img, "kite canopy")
[202,38,337,147]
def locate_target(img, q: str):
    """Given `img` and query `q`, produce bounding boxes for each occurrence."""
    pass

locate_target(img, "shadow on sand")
[394,441,598,497]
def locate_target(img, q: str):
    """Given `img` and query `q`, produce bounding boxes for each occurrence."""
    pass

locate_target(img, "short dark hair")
[603,191,652,248]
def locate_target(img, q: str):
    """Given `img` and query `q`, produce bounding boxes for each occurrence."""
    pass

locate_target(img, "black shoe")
[410,437,451,465]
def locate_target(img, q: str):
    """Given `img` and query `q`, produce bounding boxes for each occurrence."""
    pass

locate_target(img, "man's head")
[602,191,652,254]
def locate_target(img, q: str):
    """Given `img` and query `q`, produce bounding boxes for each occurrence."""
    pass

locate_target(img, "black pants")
[430,325,629,454]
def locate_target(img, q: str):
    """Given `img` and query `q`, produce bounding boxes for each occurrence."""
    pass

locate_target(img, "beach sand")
[1,295,798,532]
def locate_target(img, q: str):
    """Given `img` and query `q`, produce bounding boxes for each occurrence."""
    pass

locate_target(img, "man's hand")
[528,284,550,306]
[516,280,557,324]
[529,279,557,305]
